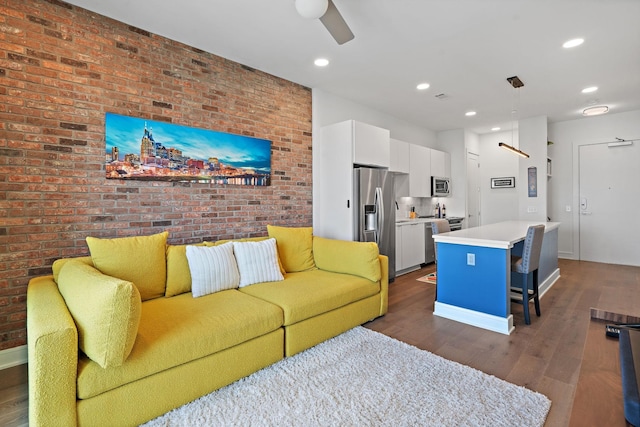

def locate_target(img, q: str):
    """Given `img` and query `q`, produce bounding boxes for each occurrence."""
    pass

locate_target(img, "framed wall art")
[490,177,515,189]
[105,113,272,186]
[528,167,537,197]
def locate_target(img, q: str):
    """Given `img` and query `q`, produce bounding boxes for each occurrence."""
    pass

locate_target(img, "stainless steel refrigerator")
[353,167,395,281]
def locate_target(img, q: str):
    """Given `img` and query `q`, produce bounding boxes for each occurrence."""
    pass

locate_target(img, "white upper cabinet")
[409,145,431,197]
[352,121,390,168]
[313,120,391,240]
[389,138,410,173]
[313,121,355,240]
[431,149,451,179]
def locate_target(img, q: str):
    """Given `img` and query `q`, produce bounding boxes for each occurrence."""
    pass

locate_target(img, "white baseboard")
[0,345,27,370]
[539,268,560,298]
[434,302,515,335]
[558,252,577,260]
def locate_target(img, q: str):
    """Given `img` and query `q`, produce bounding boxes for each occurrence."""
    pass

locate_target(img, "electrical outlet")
[527,206,538,213]
[467,253,475,266]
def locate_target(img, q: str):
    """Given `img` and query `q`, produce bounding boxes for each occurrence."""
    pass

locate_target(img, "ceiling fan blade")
[319,0,354,45]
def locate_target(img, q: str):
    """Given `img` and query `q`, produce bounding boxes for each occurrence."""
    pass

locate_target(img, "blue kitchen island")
[432,220,560,334]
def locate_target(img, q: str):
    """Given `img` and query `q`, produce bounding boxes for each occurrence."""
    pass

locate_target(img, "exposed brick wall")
[0,0,313,351]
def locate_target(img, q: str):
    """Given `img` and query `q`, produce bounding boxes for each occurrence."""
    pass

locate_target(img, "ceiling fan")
[295,0,354,45]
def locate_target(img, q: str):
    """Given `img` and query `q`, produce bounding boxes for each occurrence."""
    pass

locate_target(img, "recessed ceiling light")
[491,127,501,131]
[416,83,430,90]
[581,86,598,94]
[563,38,584,48]
[465,111,476,117]
[582,105,609,116]
[314,58,329,67]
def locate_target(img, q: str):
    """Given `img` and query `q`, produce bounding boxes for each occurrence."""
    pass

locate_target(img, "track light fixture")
[499,75,530,158]
[498,142,530,158]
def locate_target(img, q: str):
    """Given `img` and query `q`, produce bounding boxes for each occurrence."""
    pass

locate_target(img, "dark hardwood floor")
[365,259,640,427]
[1,258,637,426]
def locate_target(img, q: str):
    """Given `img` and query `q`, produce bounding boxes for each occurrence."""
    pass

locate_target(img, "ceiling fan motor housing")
[295,0,329,19]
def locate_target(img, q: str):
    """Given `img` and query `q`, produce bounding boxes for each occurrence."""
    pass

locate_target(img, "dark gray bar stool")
[510,224,545,325]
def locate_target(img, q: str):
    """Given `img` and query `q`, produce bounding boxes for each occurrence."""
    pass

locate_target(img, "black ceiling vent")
[507,76,524,88]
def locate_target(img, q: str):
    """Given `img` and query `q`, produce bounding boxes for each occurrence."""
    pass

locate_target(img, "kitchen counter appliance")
[446,217,464,231]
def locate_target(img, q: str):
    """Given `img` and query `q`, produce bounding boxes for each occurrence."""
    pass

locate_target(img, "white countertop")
[432,220,560,249]
[396,217,458,225]
[395,218,435,225]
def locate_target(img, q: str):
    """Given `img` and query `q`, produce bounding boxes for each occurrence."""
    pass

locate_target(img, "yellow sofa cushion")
[239,269,380,325]
[86,231,168,301]
[267,225,316,273]
[165,243,207,297]
[313,237,381,282]
[57,260,141,369]
[76,290,283,399]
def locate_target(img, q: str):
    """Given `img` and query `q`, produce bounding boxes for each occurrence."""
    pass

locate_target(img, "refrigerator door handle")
[375,186,384,246]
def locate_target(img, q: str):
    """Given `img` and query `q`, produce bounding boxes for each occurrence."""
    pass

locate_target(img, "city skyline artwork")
[105,113,272,185]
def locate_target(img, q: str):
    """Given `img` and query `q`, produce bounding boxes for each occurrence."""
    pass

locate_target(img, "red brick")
[0,0,312,351]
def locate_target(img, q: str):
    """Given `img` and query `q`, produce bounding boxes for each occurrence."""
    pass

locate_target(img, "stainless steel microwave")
[431,176,451,197]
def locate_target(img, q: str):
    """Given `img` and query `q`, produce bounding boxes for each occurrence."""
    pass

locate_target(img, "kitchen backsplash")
[396,197,450,219]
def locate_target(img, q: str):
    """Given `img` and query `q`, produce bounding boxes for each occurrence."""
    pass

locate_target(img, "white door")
[579,141,640,266]
[466,153,481,228]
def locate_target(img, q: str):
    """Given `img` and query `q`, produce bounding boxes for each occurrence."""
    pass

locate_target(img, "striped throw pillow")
[186,242,240,297]
[233,238,284,287]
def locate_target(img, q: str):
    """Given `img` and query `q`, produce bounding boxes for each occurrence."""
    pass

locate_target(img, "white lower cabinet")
[395,225,403,271]
[396,222,426,273]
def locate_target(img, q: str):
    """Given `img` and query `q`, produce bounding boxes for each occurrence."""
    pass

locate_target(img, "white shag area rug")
[142,327,551,427]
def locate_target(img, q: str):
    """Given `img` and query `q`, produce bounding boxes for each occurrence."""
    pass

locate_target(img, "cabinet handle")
[347,200,350,208]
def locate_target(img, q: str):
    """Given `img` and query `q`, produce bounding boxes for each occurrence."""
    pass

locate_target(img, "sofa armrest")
[27,275,78,427]
[378,255,389,316]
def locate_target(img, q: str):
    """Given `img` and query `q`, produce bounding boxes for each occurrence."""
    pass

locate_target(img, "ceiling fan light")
[295,0,328,19]
[582,105,609,116]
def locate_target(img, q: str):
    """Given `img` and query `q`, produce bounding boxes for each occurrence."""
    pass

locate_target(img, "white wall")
[479,130,519,225]
[435,129,466,219]
[548,109,640,259]
[312,89,436,147]
[517,115,548,221]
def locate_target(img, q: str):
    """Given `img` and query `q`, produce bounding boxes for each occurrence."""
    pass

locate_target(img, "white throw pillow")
[233,238,284,287]
[186,242,240,297]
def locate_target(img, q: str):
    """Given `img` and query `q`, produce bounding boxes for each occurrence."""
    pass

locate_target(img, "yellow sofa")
[27,229,388,427]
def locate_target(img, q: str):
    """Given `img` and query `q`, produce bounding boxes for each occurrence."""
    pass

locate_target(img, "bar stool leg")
[533,269,541,317]
[523,272,531,325]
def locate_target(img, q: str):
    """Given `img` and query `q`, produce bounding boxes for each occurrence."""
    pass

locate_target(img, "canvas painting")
[105,113,271,185]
